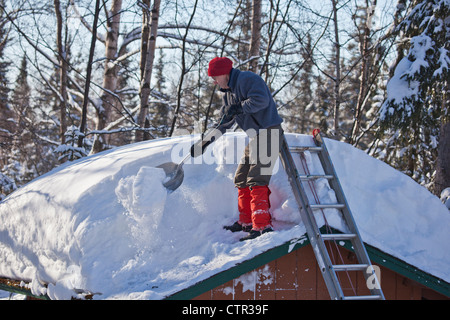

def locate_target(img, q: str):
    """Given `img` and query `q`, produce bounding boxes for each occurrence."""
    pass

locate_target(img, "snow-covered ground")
[0,132,448,299]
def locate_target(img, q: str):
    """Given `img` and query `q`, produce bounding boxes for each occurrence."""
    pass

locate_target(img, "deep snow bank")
[0,133,448,299]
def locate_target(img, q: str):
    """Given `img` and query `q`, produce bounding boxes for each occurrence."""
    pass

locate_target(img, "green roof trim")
[365,243,450,297]
[320,228,450,298]
[165,235,310,300]
[165,228,450,300]
[0,278,50,300]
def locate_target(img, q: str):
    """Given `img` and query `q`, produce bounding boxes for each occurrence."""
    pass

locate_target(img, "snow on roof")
[0,133,449,299]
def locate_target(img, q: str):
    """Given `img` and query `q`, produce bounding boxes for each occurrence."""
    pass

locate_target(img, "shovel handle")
[182,114,235,166]
[187,127,219,160]
[178,152,191,166]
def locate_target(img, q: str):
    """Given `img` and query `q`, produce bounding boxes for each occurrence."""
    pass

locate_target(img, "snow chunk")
[441,187,450,210]
[116,166,167,227]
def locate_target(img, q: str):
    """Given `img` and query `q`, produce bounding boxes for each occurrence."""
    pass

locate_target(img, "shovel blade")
[157,162,184,192]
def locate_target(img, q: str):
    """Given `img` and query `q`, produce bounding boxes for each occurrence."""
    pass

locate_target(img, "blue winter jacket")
[219,68,283,133]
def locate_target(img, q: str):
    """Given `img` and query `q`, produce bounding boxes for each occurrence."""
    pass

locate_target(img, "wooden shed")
[167,230,450,300]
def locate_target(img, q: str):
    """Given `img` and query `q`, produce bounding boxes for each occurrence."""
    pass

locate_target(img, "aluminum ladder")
[278,129,384,300]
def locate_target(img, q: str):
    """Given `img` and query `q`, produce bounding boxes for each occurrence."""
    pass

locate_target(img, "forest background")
[0,0,448,202]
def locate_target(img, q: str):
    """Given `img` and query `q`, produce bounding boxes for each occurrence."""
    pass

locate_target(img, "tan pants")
[234,125,284,188]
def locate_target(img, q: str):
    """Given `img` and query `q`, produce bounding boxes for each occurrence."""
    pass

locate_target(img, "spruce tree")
[379,0,449,191]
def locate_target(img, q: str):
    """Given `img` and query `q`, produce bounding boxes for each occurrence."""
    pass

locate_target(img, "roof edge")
[365,243,450,297]
[165,235,310,300]
[0,277,50,300]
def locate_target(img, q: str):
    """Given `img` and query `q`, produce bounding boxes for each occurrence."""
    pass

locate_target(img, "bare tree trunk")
[248,0,261,72]
[260,0,292,86]
[434,113,450,197]
[169,0,198,137]
[331,0,341,136]
[203,0,243,132]
[137,0,151,142]
[139,0,150,81]
[260,0,280,81]
[350,0,377,144]
[91,0,122,154]
[54,0,68,145]
[78,0,100,148]
[137,0,160,142]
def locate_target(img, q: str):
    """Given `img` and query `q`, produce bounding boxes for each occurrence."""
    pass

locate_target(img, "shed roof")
[1,133,449,299]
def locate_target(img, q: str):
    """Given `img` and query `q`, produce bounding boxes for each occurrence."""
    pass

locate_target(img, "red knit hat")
[208,57,233,76]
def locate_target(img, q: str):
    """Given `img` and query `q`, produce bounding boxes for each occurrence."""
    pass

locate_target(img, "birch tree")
[91,0,123,154]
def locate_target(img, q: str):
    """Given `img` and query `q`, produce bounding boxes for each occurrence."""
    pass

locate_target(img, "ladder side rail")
[314,133,385,299]
[279,137,345,300]
[313,134,370,254]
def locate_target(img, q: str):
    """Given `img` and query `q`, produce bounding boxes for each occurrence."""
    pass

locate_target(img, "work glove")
[191,103,242,157]
[222,102,243,118]
[190,137,214,158]
[217,102,242,127]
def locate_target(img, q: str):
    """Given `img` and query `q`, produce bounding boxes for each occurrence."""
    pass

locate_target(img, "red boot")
[224,187,253,233]
[250,185,272,231]
[238,186,252,228]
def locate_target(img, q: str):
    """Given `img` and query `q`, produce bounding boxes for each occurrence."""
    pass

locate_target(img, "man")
[193,57,284,241]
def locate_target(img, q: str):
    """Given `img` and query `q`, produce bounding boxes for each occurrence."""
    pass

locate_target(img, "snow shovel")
[157,126,222,192]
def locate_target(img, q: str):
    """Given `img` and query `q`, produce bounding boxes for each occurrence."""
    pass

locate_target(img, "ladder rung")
[333,264,369,272]
[343,295,383,300]
[321,233,357,241]
[299,174,334,180]
[290,146,323,153]
[310,204,345,209]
